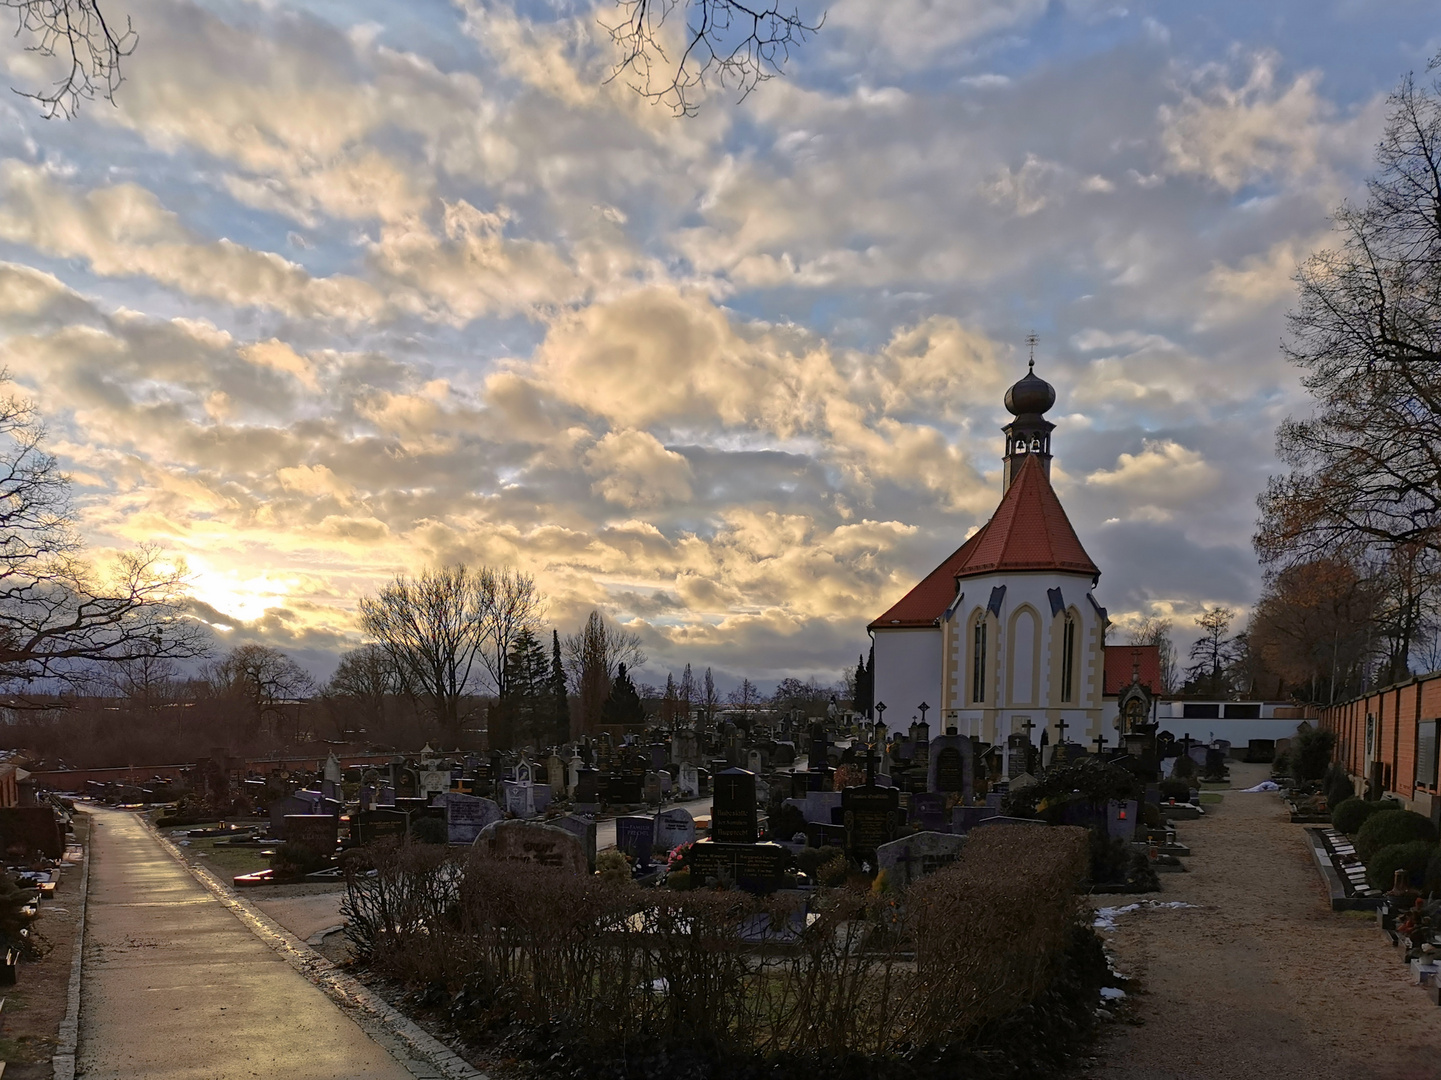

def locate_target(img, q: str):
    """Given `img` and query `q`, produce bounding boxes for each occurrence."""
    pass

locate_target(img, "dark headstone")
[615,815,656,867]
[842,784,899,861]
[687,838,788,893]
[444,794,502,844]
[712,768,758,844]
[553,814,598,870]
[910,792,948,832]
[283,815,337,863]
[352,809,408,844]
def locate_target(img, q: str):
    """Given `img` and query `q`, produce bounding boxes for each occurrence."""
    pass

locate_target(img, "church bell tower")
[1002,357,1056,491]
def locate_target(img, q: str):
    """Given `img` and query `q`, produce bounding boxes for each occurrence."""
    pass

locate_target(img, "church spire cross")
[1025,331,1038,368]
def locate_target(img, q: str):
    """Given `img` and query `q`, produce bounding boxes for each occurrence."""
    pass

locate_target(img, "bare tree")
[1257,58,1441,567]
[475,566,545,703]
[1184,606,1240,698]
[0,378,208,694]
[1127,616,1178,695]
[206,643,313,742]
[604,0,820,116]
[359,565,492,745]
[701,665,719,727]
[562,610,646,736]
[326,644,399,734]
[5,0,136,118]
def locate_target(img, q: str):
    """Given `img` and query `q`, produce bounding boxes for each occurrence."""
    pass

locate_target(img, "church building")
[868,363,1121,767]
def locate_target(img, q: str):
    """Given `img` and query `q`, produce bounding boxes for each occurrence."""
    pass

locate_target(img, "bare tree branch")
[603,0,821,117]
[4,0,136,118]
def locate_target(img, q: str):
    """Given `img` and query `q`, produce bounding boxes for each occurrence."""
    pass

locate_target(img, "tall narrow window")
[1061,615,1076,703]
[972,620,987,703]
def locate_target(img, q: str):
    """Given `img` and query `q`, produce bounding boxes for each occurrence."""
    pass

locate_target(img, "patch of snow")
[1099,987,1127,1001]
[1093,900,1195,931]
[1242,780,1281,792]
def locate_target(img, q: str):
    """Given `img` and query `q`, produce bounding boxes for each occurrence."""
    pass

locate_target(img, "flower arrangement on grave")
[831,764,864,791]
[667,841,693,871]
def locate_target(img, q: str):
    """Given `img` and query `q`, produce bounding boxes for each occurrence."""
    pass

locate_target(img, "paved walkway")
[1093,763,1441,1080]
[76,806,419,1080]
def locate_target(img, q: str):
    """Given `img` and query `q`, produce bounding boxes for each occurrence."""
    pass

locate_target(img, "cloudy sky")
[0,0,1434,689]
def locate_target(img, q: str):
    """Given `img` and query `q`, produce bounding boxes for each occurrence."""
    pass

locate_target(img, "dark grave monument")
[842,783,900,863]
[687,838,788,893]
[712,768,759,843]
[910,792,948,832]
[615,815,656,868]
[352,809,408,844]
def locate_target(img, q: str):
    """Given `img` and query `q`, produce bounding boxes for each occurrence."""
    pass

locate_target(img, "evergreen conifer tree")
[601,662,645,732]
[549,629,570,745]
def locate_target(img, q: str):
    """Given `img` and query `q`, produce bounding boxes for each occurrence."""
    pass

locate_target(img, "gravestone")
[712,768,759,843]
[842,784,900,862]
[320,779,340,802]
[547,755,568,796]
[678,762,700,798]
[910,792,948,832]
[927,734,974,800]
[573,767,600,812]
[396,770,418,799]
[643,772,663,805]
[377,785,396,807]
[532,785,553,814]
[352,809,409,845]
[284,814,338,862]
[655,806,696,853]
[1107,799,1138,841]
[502,779,536,818]
[445,794,502,845]
[323,752,344,786]
[615,816,656,867]
[803,790,843,824]
[747,749,764,774]
[473,820,588,874]
[876,830,965,889]
[553,814,598,870]
[419,770,451,799]
[268,795,313,839]
[687,838,788,893]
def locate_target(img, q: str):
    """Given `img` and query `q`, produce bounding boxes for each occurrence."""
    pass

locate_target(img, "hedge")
[1367,840,1437,891]
[1356,809,1438,864]
[1331,797,1382,836]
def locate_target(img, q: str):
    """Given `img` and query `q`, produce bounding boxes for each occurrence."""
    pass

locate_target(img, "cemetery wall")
[1321,672,1441,813]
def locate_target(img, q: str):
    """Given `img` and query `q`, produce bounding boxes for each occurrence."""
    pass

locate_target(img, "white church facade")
[868,363,1114,758]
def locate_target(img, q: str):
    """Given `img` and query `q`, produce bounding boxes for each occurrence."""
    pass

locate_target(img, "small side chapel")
[868,362,1112,768]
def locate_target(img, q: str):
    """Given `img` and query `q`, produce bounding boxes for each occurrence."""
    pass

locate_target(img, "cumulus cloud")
[0,0,1411,680]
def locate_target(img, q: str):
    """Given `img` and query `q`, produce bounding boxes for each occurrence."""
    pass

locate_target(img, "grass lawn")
[1199,793,1224,805]
[155,819,272,875]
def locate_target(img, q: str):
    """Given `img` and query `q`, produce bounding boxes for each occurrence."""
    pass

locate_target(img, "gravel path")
[1091,762,1441,1080]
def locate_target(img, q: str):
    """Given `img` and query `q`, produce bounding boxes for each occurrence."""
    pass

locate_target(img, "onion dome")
[1004,361,1056,417]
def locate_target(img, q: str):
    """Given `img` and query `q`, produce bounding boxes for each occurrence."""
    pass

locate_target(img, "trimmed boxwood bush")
[1356,809,1438,864]
[1367,840,1437,890]
[1323,764,1354,810]
[1331,797,1383,835]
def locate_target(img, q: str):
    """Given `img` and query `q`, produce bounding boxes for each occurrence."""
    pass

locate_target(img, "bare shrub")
[344,823,1091,1064]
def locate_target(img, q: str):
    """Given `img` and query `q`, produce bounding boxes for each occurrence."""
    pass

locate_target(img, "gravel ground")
[1090,761,1441,1080]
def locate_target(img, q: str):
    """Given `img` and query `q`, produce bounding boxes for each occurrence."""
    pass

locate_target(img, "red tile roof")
[869,454,1100,629]
[1103,645,1162,696]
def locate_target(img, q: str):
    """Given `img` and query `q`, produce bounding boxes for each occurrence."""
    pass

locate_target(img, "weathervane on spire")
[1025,331,1039,370]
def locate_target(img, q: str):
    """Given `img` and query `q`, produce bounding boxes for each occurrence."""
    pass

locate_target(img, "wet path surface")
[76,806,418,1080]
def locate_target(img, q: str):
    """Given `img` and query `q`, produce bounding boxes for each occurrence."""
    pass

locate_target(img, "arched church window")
[972,620,987,703]
[1061,614,1076,703]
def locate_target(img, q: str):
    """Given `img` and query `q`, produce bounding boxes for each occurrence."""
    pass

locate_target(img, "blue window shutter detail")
[1047,587,1064,617]
[987,585,1006,616]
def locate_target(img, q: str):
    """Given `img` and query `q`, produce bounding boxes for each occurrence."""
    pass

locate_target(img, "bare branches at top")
[603,0,820,117]
[4,0,136,118]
